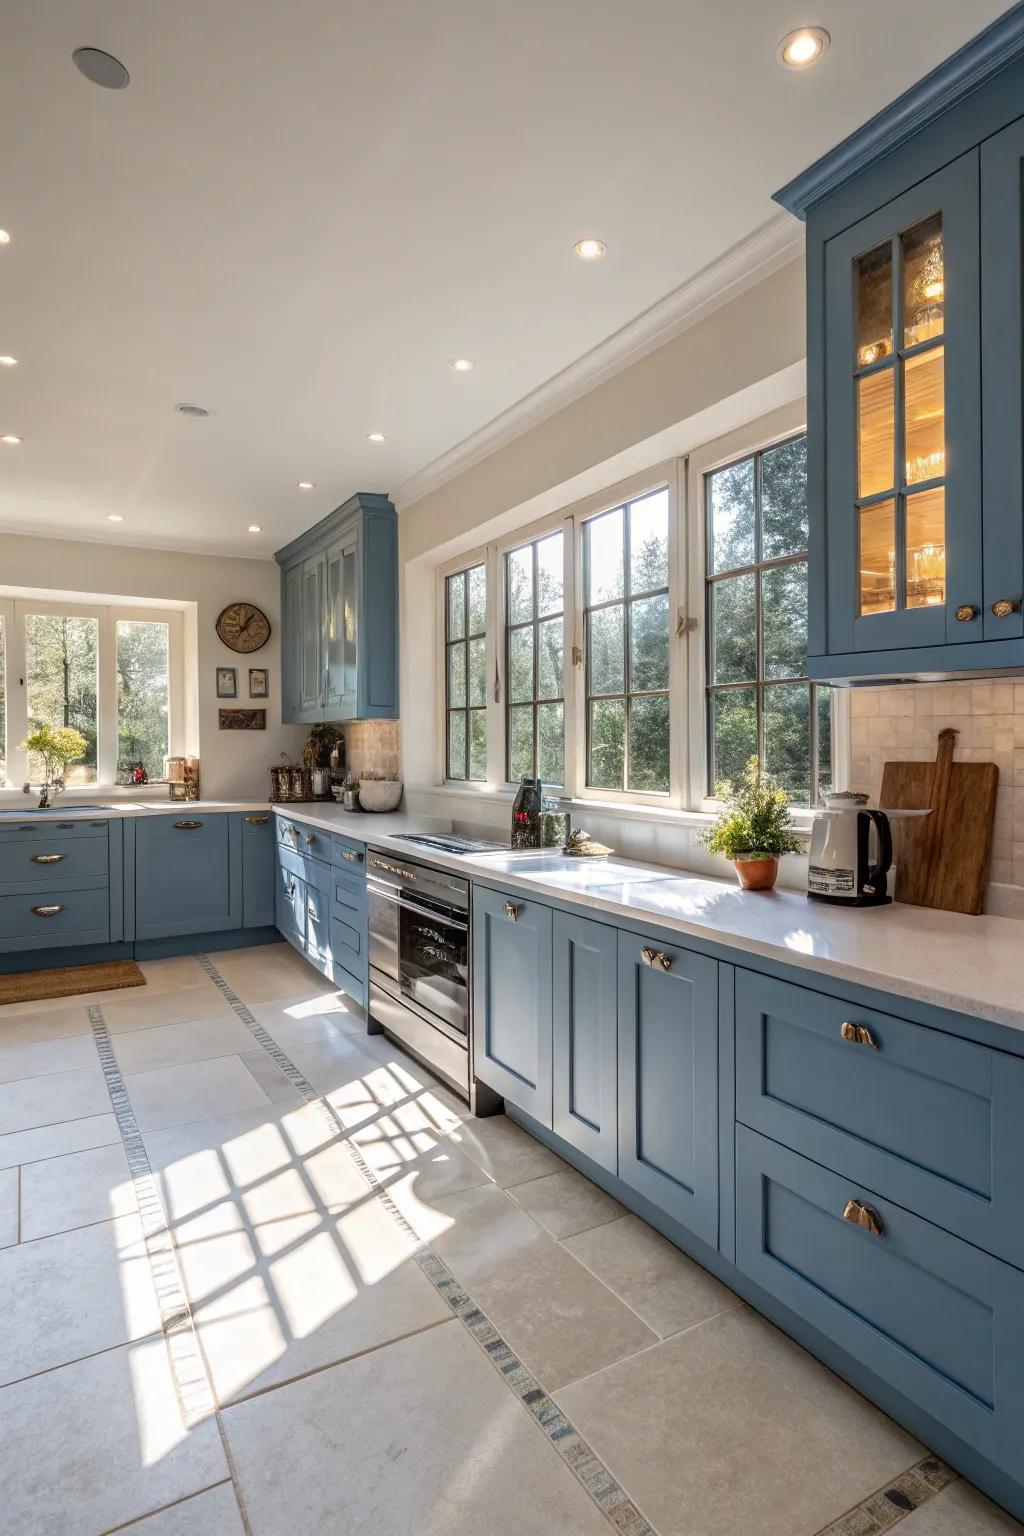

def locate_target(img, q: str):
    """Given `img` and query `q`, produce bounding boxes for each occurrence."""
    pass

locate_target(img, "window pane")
[469,708,487,782]
[856,240,893,366]
[589,698,625,789]
[764,684,812,806]
[508,627,534,703]
[817,687,833,802]
[537,701,564,785]
[507,546,533,625]
[904,345,944,484]
[467,636,488,706]
[906,486,946,609]
[537,617,563,700]
[0,616,5,785]
[586,508,624,604]
[25,614,98,783]
[859,499,896,614]
[447,641,466,708]
[629,490,668,593]
[762,563,808,679]
[709,459,754,573]
[761,437,808,559]
[709,688,756,793]
[711,573,756,684]
[447,573,465,641]
[467,565,486,635]
[857,368,895,498]
[588,604,625,695]
[629,593,669,692]
[116,619,170,781]
[629,695,669,792]
[902,212,943,348]
[447,710,466,780]
[508,704,534,781]
[536,533,563,617]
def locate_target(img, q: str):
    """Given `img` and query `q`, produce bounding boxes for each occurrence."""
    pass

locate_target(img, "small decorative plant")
[700,756,801,890]
[21,725,88,803]
[303,723,344,767]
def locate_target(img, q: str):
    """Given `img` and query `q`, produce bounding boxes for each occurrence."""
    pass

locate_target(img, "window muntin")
[445,564,487,781]
[25,613,100,783]
[584,488,670,793]
[505,530,564,784]
[116,619,171,781]
[705,434,831,806]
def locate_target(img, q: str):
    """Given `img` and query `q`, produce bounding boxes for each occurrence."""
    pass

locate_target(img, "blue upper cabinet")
[276,493,398,724]
[775,9,1024,681]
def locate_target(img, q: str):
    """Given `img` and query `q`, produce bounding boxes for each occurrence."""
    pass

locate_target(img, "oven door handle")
[368,883,469,933]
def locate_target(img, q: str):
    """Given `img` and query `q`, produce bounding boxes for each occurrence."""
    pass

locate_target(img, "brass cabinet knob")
[173,820,203,830]
[641,945,672,972]
[504,901,520,920]
[304,833,317,845]
[840,1021,877,1048]
[340,849,363,863]
[842,1198,884,1237]
[991,598,1022,618]
[243,815,269,825]
[31,904,65,918]
[954,604,979,622]
[30,853,65,864]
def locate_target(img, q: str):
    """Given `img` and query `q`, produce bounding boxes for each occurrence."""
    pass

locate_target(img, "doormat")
[0,959,146,1007]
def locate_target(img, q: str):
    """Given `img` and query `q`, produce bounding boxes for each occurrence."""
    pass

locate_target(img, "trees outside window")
[25,614,99,782]
[445,564,487,781]
[505,531,565,785]
[116,620,171,781]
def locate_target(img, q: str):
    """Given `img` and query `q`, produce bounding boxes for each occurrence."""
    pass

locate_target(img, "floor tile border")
[813,1455,958,1535]
[196,954,659,1536]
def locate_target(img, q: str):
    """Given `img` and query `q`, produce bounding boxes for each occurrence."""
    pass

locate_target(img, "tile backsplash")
[340,719,401,782]
[850,679,1024,906]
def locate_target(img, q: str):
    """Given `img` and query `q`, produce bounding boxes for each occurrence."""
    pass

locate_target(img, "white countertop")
[0,798,275,822]
[273,802,1024,1035]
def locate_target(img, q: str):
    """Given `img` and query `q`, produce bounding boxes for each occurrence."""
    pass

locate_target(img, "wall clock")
[216,601,271,654]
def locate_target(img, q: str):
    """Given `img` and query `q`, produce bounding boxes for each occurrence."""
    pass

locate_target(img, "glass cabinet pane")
[859,500,896,614]
[906,487,946,609]
[902,213,944,347]
[904,346,945,484]
[856,241,893,365]
[342,548,357,698]
[857,369,895,497]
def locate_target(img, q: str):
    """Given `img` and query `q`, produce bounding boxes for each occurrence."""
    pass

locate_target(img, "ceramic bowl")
[356,780,403,813]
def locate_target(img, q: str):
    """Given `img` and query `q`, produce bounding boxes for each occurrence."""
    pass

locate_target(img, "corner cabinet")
[776,18,1024,680]
[276,492,398,724]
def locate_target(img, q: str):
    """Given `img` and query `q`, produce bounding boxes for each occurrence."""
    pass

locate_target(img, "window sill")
[412,782,817,833]
[0,783,172,805]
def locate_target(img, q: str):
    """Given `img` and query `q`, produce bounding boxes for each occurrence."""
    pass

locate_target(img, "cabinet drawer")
[330,914,365,975]
[331,865,365,911]
[331,948,367,1010]
[275,817,327,861]
[277,842,330,896]
[736,1127,1024,1470]
[330,834,365,869]
[0,887,110,950]
[735,970,1024,1268]
[0,833,109,891]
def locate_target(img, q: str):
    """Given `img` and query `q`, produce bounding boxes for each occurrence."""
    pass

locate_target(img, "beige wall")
[0,532,304,799]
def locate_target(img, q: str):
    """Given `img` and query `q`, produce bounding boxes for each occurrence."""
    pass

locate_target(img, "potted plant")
[700,756,802,891]
[21,725,88,807]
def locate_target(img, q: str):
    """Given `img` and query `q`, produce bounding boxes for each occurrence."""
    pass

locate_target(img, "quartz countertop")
[0,798,274,822]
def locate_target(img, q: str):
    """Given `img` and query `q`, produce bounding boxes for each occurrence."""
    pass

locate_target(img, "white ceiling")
[0,1,1010,556]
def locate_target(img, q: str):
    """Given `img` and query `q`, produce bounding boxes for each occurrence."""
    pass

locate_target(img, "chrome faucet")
[23,779,64,809]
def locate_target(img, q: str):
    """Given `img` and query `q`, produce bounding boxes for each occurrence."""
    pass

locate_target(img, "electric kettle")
[807,792,893,906]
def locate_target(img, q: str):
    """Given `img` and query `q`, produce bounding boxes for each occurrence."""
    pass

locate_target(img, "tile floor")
[0,940,1019,1536]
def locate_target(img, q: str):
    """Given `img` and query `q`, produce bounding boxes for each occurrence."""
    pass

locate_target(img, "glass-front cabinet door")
[824,152,981,655]
[324,531,359,718]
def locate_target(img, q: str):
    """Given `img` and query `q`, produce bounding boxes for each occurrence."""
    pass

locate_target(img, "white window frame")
[0,599,185,790]
[436,548,492,787]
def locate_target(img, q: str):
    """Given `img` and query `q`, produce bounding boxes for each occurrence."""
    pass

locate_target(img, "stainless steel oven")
[366,851,499,1112]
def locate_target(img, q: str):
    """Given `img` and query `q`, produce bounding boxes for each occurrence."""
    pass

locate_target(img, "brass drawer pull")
[244,815,269,825]
[31,853,65,864]
[173,820,203,830]
[286,881,296,898]
[304,833,317,845]
[954,604,979,622]
[840,1021,877,1047]
[641,945,672,972]
[992,597,1022,618]
[843,1199,884,1237]
[340,849,363,863]
[504,901,520,920]
[31,904,65,918]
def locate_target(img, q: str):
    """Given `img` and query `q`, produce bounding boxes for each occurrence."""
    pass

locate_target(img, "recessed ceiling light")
[573,238,606,260]
[0,231,10,246]
[72,47,130,90]
[448,358,474,373]
[1,434,21,445]
[248,524,262,533]
[175,402,210,417]
[367,431,387,443]
[0,356,17,368]
[107,513,124,522]
[778,26,830,68]
[297,481,315,490]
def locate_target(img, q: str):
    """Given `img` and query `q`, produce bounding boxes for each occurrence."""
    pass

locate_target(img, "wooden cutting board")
[879,727,998,915]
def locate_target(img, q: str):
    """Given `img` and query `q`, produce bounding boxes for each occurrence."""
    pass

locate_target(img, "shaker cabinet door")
[298,553,326,721]
[324,533,359,719]
[472,887,553,1123]
[552,911,618,1173]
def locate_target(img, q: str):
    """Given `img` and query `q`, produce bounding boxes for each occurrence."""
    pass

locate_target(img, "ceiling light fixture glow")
[72,47,130,90]
[367,431,386,442]
[0,231,10,246]
[297,480,315,490]
[1,434,21,445]
[107,513,124,522]
[573,238,606,260]
[175,402,210,417]
[778,26,830,68]
[248,524,262,533]
[0,356,18,367]
[448,357,474,372]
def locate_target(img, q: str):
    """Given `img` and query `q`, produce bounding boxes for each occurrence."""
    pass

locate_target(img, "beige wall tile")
[849,690,880,718]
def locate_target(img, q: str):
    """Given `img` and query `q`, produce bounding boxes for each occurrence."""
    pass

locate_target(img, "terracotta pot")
[731,855,779,892]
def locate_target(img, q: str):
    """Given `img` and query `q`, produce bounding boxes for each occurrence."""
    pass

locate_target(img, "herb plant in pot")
[700,756,801,891]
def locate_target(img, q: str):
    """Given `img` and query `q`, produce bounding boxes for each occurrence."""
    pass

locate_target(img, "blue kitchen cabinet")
[239,813,275,928]
[275,851,306,950]
[0,813,115,956]
[552,911,618,1173]
[617,931,719,1248]
[272,814,368,1006]
[276,493,398,724]
[135,813,242,940]
[472,885,553,1123]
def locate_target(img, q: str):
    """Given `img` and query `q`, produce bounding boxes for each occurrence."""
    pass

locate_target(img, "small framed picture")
[216,667,237,699]
[249,667,269,698]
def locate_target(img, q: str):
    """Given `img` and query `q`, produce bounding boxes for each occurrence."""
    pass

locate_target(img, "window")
[584,489,670,793]
[704,434,831,806]
[0,599,183,789]
[505,531,564,784]
[445,564,487,781]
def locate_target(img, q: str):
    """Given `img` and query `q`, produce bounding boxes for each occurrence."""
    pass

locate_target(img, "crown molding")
[391,212,803,512]
[774,2,1024,218]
